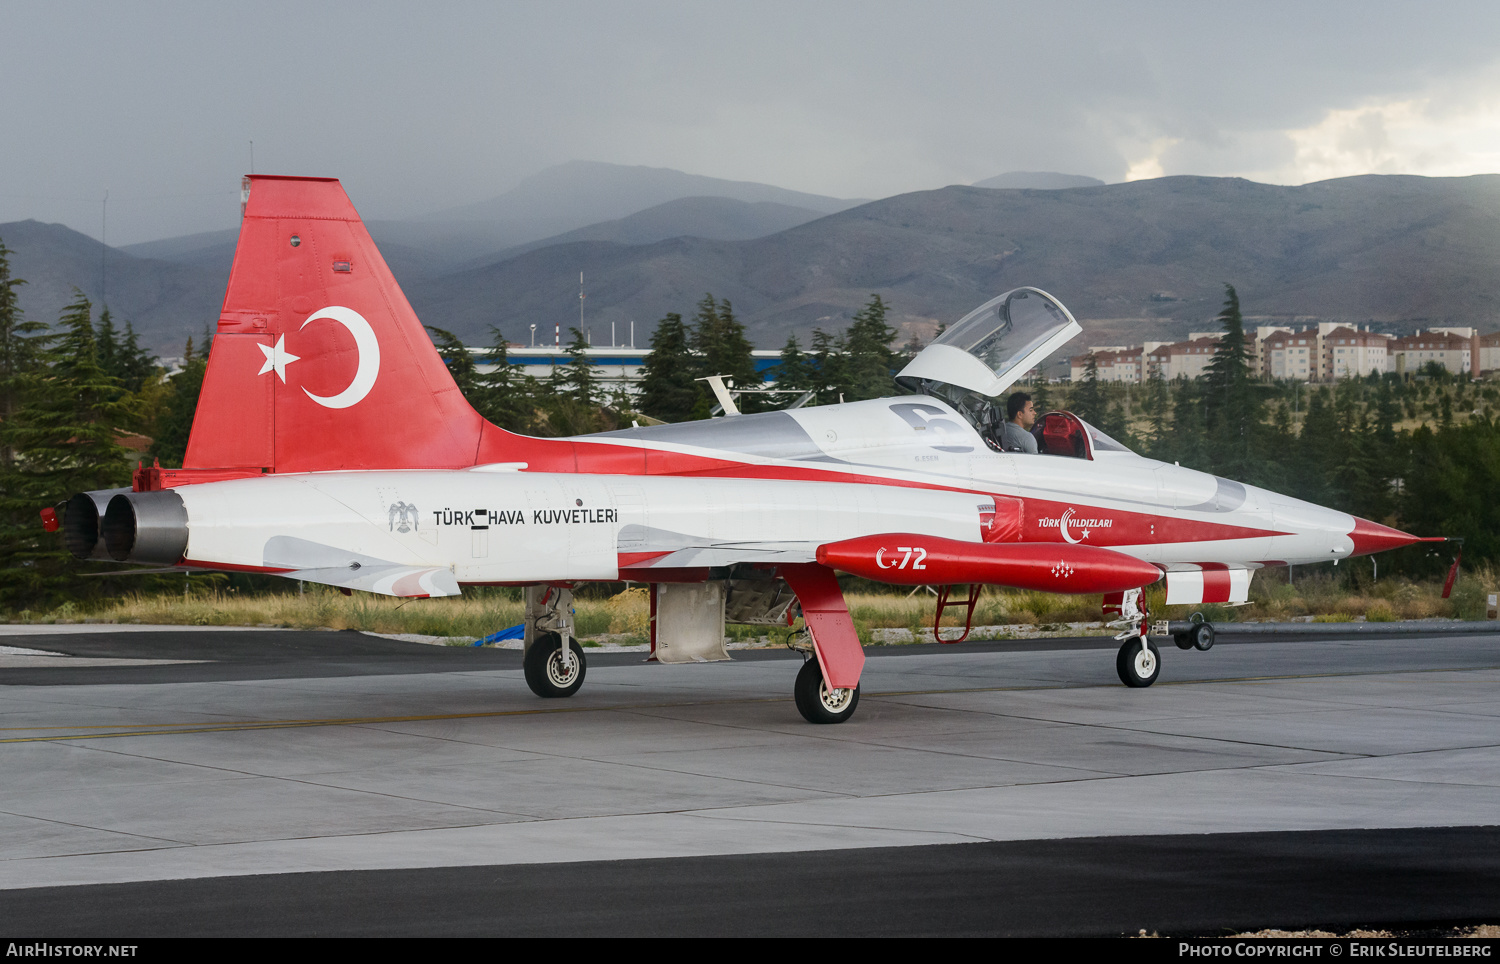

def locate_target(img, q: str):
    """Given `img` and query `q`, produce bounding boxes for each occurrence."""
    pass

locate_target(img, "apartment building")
[1389,330,1472,376]
[1063,321,1500,384]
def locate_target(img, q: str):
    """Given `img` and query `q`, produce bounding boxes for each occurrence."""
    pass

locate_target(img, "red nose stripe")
[1347,517,1428,556]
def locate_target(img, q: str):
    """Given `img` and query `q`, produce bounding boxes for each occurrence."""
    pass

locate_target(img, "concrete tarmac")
[1,625,1497,935]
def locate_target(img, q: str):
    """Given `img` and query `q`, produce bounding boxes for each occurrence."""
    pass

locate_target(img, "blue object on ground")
[476,624,525,646]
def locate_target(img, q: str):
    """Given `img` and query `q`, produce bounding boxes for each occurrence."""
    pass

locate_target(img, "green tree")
[554,326,599,405]
[150,336,206,468]
[808,328,849,405]
[843,295,899,401]
[636,313,698,422]
[1,293,136,608]
[1069,353,1106,425]
[0,239,51,608]
[0,237,42,469]
[425,325,479,398]
[771,333,815,398]
[1140,370,1171,458]
[471,328,533,432]
[691,295,760,413]
[1201,284,1263,480]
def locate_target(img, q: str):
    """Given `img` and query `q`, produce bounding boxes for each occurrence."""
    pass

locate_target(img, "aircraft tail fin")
[182,176,489,474]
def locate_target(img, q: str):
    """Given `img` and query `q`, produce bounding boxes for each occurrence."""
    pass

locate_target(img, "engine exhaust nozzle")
[101,490,189,565]
[61,488,131,560]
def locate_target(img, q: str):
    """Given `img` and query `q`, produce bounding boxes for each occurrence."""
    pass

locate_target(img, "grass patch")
[9,565,1495,641]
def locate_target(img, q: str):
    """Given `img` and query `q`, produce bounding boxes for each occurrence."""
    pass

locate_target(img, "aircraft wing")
[282,564,461,598]
[624,541,820,570]
[265,535,461,598]
[617,524,819,570]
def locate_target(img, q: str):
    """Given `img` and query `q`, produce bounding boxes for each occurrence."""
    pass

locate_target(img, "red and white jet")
[58,176,1436,723]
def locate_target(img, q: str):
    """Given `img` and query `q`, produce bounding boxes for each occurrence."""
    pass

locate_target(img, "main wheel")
[1190,622,1215,652]
[524,633,586,698]
[1116,638,1161,688]
[793,658,860,724]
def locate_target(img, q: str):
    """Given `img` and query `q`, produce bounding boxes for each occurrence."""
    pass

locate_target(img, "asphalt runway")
[1,625,1497,936]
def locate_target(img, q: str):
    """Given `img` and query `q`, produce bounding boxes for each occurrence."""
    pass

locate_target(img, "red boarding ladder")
[933,584,981,643]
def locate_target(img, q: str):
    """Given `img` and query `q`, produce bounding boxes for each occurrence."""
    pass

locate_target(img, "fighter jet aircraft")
[54,176,1436,723]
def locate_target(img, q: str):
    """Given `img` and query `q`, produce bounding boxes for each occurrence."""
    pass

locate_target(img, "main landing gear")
[524,632,587,698]
[793,657,860,724]
[522,584,587,699]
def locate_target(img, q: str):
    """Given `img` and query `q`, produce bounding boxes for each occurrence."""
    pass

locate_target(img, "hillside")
[0,219,225,354]
[403,174,1500,350]
[8,173,1500,357]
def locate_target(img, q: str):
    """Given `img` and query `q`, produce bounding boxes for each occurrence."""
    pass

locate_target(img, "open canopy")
[896,287,1081,400]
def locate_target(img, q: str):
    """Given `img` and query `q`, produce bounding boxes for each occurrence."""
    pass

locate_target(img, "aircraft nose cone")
[1348,517,1425,556]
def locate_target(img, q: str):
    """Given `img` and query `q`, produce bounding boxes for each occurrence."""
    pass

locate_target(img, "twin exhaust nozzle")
[63,489,188,565]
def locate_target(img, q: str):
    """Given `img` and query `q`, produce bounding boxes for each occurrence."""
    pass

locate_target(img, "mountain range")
[4,163,1498,357]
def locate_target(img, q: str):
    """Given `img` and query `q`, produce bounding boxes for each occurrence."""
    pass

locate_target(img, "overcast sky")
[5,1,1500,245]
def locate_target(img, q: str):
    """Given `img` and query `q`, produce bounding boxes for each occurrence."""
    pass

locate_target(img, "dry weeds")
[7,564,1495,644]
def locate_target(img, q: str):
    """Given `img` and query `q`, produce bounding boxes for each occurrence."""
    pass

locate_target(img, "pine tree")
[95,308,120,386]
[0,293,136,608]
[554,327,599,405]
[636,313,698,422]
[472,328,532,432]
[425,325,479,398]
[809,328,849,405]
[0,239,52,610]
[117,321,155,392]
[1293,386,1339,507]
[844,295,899,401]
[150,335,205,468]
[1069,353,1106,425]
[691,295,759,413]
[1202,284,1263,479]
[0,237,43,469]
[1141,370,1171,458]
[771,334,815,397]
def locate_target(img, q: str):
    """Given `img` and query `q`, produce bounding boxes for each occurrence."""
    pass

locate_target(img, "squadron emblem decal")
[388,501,419,533]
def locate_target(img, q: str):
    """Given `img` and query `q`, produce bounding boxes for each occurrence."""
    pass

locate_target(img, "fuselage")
[171,394,1359,584]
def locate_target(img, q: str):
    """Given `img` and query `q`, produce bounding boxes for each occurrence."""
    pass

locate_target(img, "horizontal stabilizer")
[817,534,1162,594]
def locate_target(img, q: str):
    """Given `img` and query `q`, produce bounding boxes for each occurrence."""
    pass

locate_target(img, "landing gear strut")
[1106,586,1161,688]
[523,585,586,699]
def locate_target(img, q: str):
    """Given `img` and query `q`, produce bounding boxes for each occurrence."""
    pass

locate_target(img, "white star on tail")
[257,335,300,383]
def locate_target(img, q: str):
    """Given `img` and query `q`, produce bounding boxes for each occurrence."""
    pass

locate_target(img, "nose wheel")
[1116,637,1161,687]
[793,658,860,724]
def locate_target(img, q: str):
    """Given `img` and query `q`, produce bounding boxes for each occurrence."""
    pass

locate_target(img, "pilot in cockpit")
[999,392,1037,453]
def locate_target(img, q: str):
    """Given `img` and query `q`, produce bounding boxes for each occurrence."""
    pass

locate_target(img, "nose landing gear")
[1116,637,1161,687]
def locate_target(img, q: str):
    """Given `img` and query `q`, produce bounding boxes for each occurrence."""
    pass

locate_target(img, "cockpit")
[895,287,1134,459]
